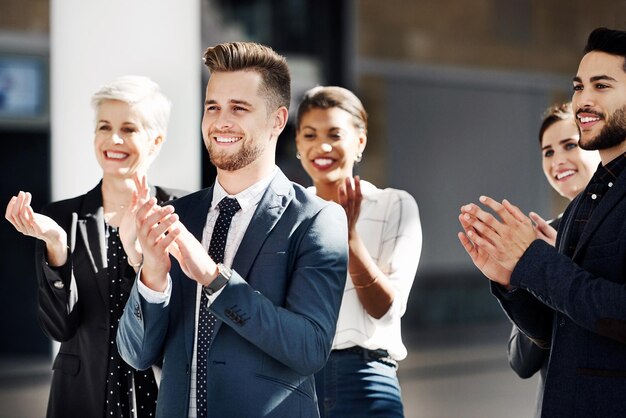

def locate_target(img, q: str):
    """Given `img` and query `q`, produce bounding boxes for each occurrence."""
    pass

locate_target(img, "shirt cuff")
[137,270,172,305]
[204,286,225,306]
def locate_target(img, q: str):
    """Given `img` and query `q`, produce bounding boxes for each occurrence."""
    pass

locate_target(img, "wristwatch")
[204,263,232,295]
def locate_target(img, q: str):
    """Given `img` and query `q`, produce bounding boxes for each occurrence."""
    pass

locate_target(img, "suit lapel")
[556,195,581,255]
[572,169,626,260]
[179,187,214,361]
[207,172,292,344]
[76,183,109,307]
[232,170,293,279]
[178,173,292,357]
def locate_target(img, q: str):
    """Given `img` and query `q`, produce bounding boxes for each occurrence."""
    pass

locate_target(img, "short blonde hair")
[91,75,171,137]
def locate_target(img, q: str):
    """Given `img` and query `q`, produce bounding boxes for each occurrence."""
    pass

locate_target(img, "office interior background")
[0,1,624,417]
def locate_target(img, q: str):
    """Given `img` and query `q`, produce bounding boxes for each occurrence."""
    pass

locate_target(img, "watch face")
[206,264,231,295]
[218,263,232,279]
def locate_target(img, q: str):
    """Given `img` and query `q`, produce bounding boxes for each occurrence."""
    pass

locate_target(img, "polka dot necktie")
[196,197,241,418]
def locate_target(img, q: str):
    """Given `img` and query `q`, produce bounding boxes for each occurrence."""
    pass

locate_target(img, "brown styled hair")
[203,42,291,111]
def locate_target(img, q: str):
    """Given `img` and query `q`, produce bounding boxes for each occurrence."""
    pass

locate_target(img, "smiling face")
[94,99,162,179]
[295,107,366,187]
[572,51,626,162]
[201,70,283,173]
[541,118,600,200]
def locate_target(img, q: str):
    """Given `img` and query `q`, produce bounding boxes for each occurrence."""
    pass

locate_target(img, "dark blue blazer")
[494,167,626,417]
[117,170,348,418]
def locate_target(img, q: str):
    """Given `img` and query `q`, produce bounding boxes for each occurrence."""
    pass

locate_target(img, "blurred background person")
[295,85,422,418]
[4,75,185,418]
[507,101,600,417]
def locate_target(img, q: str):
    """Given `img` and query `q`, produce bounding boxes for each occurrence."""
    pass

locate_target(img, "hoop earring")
[296,151,301,160]
[355,152,363,163]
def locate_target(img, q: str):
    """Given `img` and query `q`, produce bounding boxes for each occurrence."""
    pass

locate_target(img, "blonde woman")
[5,76,185,418]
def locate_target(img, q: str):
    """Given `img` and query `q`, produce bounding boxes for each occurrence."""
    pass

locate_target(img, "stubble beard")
[579,105,626,151]
[207,138,264,172]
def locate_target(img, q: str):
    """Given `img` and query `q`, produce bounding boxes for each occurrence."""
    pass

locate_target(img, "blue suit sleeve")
[210,203,348,376]
[117,280,170,370]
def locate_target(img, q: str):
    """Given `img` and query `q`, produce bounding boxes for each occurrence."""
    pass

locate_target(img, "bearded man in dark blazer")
[458,27,626,417]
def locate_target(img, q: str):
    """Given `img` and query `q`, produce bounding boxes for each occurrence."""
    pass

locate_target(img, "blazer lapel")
[179,187,214,361]
[204,171,291,343]
[76,183,109,307]
[232,170,293,279]
[572,169,626,260]
[556,195,581,255]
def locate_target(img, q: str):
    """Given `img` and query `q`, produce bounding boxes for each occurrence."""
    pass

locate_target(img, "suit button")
[53,281,64,289]
[558,317,565,327]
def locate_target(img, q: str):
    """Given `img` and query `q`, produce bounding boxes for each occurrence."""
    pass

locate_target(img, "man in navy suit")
[117,42,348,417]
[458,28,626,416]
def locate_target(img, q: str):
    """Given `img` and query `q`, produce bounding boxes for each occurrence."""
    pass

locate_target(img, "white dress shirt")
[137,167,277,418]
[310,180,422,360]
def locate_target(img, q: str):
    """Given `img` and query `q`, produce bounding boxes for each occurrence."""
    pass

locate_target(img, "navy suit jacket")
[494,167,626,417]
[117,170,348,418]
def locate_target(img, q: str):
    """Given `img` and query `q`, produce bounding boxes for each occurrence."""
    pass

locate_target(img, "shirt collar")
[307,179,378,202]
[591,152,626,186]
[212,166,278,212]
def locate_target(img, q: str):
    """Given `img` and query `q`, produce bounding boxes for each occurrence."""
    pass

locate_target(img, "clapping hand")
[338,176,363,238]
[119,174,151,268]
[168,223,218,287]
[458,196,536,287]
[134,198,180,291]
[529,211,557,247]
[5,191,68,266]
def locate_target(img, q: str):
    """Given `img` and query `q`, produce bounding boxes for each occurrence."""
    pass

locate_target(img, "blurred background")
[0,0,624,416]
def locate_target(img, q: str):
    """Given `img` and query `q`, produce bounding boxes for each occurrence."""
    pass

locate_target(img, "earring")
[296,151,301,160]
[355,152,363,163]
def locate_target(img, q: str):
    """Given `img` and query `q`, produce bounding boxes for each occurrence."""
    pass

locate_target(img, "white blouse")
[311,180,422,361]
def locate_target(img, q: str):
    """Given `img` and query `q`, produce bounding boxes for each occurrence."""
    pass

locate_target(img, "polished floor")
[0,321,538,418]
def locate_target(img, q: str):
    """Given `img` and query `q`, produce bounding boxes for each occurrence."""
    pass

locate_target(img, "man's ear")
[272,106,289,136]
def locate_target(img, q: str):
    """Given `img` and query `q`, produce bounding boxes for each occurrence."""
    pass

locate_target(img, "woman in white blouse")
[295,86,422,418]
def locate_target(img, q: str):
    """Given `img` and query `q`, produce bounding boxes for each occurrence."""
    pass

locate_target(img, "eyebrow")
[204,99,254,107]
[573,75,618,83]
[301,126,342,131]
[97,119,136,124]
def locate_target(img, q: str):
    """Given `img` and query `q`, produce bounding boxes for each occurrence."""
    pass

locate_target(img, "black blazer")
[36,182,185,418]
[506,216,560,418]
[494,167,626,417]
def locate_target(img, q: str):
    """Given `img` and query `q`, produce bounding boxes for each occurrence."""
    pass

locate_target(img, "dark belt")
[333,346,397,368]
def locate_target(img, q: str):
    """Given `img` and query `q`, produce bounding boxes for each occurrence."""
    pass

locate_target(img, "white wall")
[50,0,202,200]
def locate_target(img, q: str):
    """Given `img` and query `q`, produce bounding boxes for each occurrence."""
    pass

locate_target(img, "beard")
[206,136,264,172]
[579,105,626,151]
